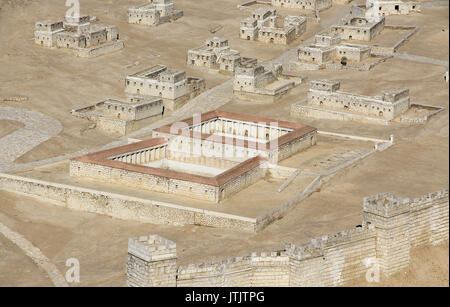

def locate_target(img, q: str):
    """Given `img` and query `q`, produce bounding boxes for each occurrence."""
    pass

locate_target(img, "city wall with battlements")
[126,189,449,286]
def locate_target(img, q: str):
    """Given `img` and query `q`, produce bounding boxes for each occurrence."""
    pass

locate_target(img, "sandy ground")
[0,0,448,287]
[0,120,24,139]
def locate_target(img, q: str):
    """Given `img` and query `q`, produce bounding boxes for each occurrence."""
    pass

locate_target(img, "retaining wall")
[0,173,256,232]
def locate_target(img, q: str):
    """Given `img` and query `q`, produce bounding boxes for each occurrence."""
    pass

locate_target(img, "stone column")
[126,235,177,287]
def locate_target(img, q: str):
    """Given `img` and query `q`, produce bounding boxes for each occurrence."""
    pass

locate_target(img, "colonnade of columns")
[111,145,167,165]
[189,118,291,141]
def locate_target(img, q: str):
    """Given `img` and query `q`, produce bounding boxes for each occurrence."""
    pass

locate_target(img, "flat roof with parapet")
[130,4,157,11]
[103,97,162,109]
[72,110,316,187]
[128,65,185,79]
[300,44,335,51]
[338,43,371,50]
[252,7,276,17]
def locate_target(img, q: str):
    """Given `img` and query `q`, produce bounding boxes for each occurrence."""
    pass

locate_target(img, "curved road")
[0,106,62,172]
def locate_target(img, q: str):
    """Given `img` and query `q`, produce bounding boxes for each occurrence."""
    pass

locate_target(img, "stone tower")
[126,234,177,287]
[362,193,411,277]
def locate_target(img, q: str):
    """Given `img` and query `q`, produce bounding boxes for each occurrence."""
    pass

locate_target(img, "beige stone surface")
[0,0,448,286]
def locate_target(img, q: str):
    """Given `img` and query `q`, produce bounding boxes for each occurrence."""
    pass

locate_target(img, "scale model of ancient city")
[0,0,448,287]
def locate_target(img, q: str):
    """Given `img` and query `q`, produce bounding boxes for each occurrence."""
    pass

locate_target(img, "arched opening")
[379,111,384,117]
[341,57,347,66]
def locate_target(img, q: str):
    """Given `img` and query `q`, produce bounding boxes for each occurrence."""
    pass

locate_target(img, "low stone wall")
[291,103,391,125]
[76,40,124,58]
[0,173,257,232]
[237,0,272,9]
[289,62,323,71]
[233,84,293,103]
[127,189,448,286]
[371,26,419,56]
[255,174,323,232]
[399,103,446,124]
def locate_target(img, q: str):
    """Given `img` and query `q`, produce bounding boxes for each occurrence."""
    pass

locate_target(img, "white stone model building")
[234,63,303,103]
[72,65,205,135]
[187,37,258,74]
[128,0,183,26]
[240,8,307,45]
[297,33,372,68]
[70,110,318,203]
[34,14,124,57]
[330,12,385,41]
[125,65,206,111]
[365,0,421,17]
[72,96,164,135]
[291,79,412,124]
[271,0,332,11]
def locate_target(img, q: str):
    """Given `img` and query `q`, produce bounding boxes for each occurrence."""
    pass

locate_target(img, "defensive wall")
[127,189,449,286]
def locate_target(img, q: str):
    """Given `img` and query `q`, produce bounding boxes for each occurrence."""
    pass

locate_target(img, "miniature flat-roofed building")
[187,37,258,74]
[71,96,164,136]
[366,0,421,17]
[233,63,303,103]
[70,110,317,203]
[291,79,411,124]
[330,15,385,41]
[314,32,342,47]
[297,33,373,68]
[298,44,335,65]
[271,0,332,11]
[298,42,371,65]
[128,0,183,26]
[125,65,206,111]
[34,20,65,47]
[35,14,123,57]
[240,8,307,45]
[102,98,164,121]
